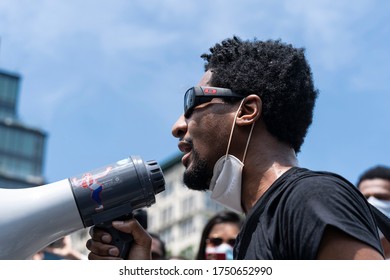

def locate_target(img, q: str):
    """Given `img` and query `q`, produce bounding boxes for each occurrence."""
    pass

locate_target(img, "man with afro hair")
[87,36,384,260]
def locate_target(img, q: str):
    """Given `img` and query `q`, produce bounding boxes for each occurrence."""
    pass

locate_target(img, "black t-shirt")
[234,167,384,259]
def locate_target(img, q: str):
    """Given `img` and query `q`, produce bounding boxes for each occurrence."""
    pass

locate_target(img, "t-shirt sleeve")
[281,175,383,259]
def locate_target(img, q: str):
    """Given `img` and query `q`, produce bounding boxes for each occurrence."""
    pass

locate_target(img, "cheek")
[190,119,229,159]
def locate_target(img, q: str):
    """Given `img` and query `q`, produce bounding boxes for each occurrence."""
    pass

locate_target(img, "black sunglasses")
[184,86,243,118]
[207,237,236,247]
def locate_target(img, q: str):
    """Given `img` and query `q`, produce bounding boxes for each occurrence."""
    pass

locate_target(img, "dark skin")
[86,70,384,260]
[87,220,151,260]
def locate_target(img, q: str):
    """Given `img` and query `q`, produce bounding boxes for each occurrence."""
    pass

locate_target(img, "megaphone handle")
[96,217,134,259]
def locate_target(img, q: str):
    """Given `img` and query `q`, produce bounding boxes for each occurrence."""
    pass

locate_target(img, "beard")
[183,148,213,191]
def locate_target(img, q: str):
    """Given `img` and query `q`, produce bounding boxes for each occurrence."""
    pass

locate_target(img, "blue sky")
[0,0,389,185]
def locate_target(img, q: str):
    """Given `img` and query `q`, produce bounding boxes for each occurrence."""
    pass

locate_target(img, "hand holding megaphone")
[87,218,152,260]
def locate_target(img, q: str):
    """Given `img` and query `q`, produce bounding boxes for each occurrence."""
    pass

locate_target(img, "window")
[179,217,194,237]
[0,125,45,177]
[0,74,19,118]
[182,196,194,216]
[160,228,174,244]
[161,206,173,225]
[160,180,174,198]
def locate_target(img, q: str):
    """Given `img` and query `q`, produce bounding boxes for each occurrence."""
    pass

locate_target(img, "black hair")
[357,165,390,188]
[196,211,243,260]
[201,36,319,153]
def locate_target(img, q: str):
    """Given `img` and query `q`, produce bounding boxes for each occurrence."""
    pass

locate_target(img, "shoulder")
[284,168,363,202]
[278,168,376,231]
[257,167,363,218]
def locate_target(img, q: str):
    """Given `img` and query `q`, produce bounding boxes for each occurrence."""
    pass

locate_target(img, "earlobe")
[236,95,262,126]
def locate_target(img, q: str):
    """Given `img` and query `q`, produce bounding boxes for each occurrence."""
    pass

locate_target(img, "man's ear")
[236,94,262,126]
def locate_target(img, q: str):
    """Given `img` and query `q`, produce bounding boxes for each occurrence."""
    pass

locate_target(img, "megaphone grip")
[96,214,134,259]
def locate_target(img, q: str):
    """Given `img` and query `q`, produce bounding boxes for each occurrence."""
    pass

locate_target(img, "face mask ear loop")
[242,122,255,164]
[225,99,246,157]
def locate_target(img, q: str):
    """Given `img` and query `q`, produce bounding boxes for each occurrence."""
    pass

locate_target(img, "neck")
[241,138,298,214]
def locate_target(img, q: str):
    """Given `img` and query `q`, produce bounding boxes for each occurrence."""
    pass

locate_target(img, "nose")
[172,114,187,139]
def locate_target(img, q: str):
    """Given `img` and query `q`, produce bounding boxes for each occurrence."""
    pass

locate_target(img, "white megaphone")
[0,155,165,260]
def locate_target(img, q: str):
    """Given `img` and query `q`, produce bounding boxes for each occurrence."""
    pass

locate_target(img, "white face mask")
[205,243,234,260]
[367,196,390,218]
[367,196,390,239]
[209,99,255,213]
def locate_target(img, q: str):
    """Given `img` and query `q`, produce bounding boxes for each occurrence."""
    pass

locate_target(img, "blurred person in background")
[33,235,86,260]
[357,165,390,259]
[196,211,242,260]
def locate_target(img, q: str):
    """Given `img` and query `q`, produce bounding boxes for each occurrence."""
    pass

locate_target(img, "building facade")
[147,153,226,259]
[0,69,46,188]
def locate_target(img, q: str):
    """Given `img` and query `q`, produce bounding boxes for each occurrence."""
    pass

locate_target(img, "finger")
[88,251,122,260]
[89,226,112,244]
[112,219,151,247]
[112,219,152,260]
[86,239,120,258]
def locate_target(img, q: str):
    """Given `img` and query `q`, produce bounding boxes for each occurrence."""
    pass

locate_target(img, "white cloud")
[281,0,371,69]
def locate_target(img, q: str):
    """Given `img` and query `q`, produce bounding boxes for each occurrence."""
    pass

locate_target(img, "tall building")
[147,153,226,259]
[0,68,46,188]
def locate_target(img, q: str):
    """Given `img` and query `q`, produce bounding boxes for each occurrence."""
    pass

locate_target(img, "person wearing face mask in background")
[196,211,242,260]
[357,165,390,259]
[86,36,385,260]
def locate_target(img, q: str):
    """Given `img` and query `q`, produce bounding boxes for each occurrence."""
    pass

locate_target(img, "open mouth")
[178,141,192,168]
